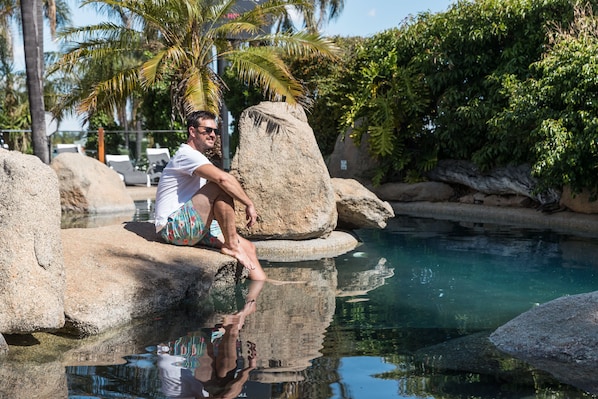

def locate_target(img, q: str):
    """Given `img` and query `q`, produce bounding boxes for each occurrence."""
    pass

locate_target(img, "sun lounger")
[146,148,170,185]
[55,143,83,154]
[105,154,150,186]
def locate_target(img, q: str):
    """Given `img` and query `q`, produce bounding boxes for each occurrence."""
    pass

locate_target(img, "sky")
[13,0,455,131]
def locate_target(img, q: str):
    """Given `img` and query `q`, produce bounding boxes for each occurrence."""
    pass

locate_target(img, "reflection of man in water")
[158,281,263,398]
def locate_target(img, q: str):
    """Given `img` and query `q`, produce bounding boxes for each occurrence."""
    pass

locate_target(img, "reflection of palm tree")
[52,0,339,123]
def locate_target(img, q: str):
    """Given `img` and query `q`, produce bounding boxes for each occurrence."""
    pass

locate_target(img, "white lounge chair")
[105,154,150,186]
[55,143,83,154]
[146,148,170,185]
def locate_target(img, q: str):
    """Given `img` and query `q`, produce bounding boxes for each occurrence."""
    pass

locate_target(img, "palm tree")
[51,0,340,123]
[275,0,345,33]
[20,0,49,161]
[2,0,69,161]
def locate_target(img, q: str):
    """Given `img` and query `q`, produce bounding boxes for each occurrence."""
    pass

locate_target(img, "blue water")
[65,214,598,398]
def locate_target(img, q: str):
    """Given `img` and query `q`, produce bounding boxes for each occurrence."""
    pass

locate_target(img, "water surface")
[61,214,598,398]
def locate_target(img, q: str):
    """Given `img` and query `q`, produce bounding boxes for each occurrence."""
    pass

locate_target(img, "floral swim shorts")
[160,199,222,247]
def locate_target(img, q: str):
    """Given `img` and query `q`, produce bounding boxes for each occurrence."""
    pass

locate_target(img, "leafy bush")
[488,4,598,197]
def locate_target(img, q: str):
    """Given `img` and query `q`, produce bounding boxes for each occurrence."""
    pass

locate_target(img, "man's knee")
[201,182,233,203]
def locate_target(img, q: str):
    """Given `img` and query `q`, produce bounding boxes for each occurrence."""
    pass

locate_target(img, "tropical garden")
[3,0,598,197]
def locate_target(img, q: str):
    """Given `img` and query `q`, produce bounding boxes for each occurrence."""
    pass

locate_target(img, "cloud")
[368,8,377,17]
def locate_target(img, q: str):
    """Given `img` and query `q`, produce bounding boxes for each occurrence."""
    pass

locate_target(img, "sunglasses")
[196,126,220,135]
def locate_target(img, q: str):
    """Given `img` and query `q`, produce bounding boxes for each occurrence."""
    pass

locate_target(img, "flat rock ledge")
[391,201,598,237]
[490,292,598,394]
[62,222,358,336]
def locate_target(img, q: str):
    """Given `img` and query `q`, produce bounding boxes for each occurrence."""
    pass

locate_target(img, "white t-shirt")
[154,144,211,232]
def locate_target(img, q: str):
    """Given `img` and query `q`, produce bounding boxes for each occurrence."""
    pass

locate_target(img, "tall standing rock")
[231,102,337,240]
[0,150,65,334]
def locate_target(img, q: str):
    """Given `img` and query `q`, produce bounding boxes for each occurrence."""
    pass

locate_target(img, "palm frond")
[78,67,141,114]
[184,67,222,114]
[227,46,304,105]
[251,31,341,59]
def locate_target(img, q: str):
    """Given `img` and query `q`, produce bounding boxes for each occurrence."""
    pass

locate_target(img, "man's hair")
[186,110,217,130]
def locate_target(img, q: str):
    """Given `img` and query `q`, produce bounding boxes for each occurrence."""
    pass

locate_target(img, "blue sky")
[324,0,454,37]
[14,0,455,131]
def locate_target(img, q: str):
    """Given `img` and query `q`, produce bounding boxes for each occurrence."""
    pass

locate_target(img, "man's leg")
[191,182,266,280]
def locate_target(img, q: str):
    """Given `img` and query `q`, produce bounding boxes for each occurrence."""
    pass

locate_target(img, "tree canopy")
[50,0,339,125]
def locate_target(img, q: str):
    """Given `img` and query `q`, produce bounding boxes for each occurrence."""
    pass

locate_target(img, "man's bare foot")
[221,243,267,280]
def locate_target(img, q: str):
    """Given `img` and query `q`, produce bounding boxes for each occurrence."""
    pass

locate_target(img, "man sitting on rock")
[154,110,266,281]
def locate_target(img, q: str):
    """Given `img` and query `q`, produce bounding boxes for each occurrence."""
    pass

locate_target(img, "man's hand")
[245,204,258,228]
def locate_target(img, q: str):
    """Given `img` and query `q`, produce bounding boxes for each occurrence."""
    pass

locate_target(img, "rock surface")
[327,129,378,183]
[51,153,136,214]
[331,178,394,229]
[373,181,455,203]
[57,220,358,337]
[427,159,560,204]
[391,201,598,238]
[60,222,238,336]
[490,292,598,394]
[231,102,337,240]
[0,150,65,334]
[560,185,598,214]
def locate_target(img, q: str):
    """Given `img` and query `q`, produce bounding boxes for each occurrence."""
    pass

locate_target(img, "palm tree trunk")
[21,0,49,163]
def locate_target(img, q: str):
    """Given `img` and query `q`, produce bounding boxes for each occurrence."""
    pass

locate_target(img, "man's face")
[188,118,218,153]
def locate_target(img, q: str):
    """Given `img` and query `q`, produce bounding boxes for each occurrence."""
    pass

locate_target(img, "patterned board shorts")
[160,199,222,247]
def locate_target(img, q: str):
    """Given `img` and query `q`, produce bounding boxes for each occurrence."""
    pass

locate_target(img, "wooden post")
[98,127,105,163]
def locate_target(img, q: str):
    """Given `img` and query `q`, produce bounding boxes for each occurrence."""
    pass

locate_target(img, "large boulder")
[327,128,378,184]
[50,153,136,214]
[60,222,237,336]
[490,291,598,394]
[331,178,394,229]
[427,159,560,205]
[231,102,337,240]
[0,150,65,334]
[560,185,598,214]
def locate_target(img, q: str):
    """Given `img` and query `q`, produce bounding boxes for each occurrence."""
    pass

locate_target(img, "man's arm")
[193,164,258,227]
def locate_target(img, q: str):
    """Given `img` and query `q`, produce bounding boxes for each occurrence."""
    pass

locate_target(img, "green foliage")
[489,7,598,197]
[286,35,365,156]
[140,80,186,150]
[340,30,436,184]
[51,0,339,123]
[329,0,598,188]
[409,0,575,163]
[223,35,362,157]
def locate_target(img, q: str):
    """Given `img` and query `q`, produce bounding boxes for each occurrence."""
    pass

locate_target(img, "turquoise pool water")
[65,214,598,398]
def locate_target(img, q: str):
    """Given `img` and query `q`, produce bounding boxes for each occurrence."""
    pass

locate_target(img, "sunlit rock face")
[0,150,65,334]
[231,101,337,240]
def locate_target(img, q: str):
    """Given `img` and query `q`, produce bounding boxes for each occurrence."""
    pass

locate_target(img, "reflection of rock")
[61,211,134,229]
[0,361,67,398]
[241,261,337,380]
[408,332,576,396]
[0,259,339,393]
[336,257,394,298]
[414,332,532,379]
[0,307,214,397]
